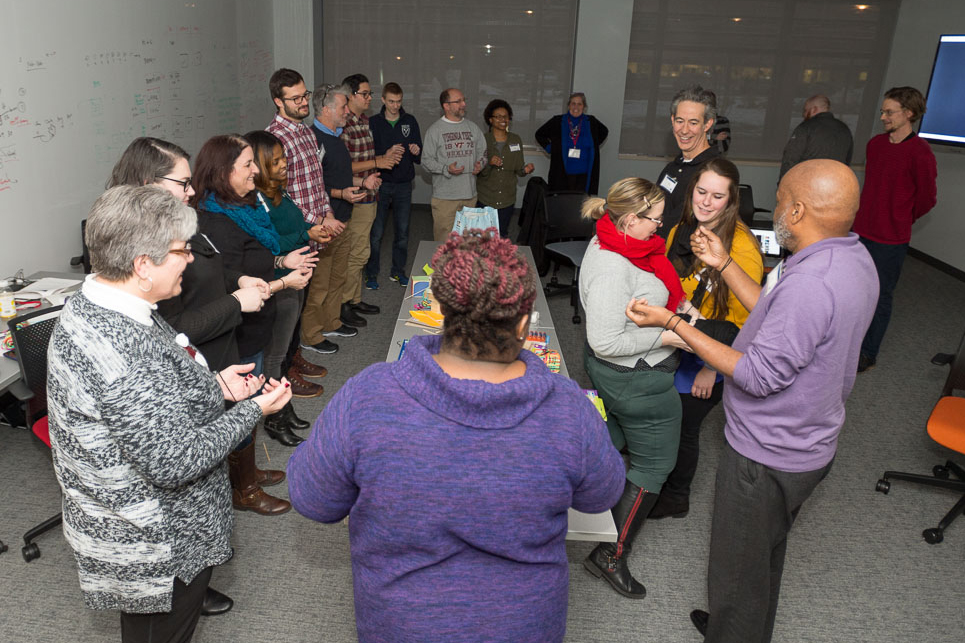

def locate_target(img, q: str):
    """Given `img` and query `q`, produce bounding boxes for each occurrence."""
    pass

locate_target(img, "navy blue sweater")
[369,106,422,183]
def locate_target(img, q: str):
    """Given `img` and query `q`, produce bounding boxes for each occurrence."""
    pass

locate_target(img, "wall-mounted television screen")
[919,35,965,148]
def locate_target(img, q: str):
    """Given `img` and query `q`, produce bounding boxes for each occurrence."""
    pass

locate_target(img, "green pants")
[584,348,682,492]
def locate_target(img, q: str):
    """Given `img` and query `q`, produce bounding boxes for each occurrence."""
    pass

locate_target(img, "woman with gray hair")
[535,92,608,194]
[46,185,292,643]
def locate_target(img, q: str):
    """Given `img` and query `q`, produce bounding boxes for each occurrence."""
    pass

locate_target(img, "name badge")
[568,148,581,158]
[659,174,677,193]
[509,143,521,152]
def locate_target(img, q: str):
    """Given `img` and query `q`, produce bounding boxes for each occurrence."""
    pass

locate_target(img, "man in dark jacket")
[366,82,422,288]
[778,94,853,181]
[655,85,720,237]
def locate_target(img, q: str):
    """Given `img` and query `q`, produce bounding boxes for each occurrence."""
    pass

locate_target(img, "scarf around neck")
[667,216,700,278]
[596,214,684,312]
[200,192,280,255]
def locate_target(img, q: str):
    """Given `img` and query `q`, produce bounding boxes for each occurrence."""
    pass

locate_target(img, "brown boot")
[252,426,285,487]
[286,366,324,398]
[227,437,291,516]
[293,349,328,379]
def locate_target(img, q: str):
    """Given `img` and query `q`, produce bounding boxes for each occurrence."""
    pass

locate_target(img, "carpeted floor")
[1,206,964,642]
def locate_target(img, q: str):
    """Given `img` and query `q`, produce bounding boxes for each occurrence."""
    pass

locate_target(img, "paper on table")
[15,277,83,305]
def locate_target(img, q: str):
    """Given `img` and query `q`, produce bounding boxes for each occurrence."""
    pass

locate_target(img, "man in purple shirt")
[626,159,878,643]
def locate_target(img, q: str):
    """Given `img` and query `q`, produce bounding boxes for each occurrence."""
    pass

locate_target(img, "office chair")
[542,191,593,324]
[8,305,65,561]
[69,219,91,273]
[737,184,771,227]
[875,330,965,544]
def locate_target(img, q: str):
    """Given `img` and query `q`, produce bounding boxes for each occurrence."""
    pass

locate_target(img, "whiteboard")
[0,0,275,275]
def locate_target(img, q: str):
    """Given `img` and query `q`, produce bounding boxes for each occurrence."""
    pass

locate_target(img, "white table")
[388,240,616,543]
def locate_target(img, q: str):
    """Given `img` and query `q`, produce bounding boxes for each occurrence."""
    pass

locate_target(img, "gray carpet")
[2,206,964,642]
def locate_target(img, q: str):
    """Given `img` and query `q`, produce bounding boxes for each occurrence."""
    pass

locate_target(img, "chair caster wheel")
[22,543,41,562]
[573,315,581,324]
[875,479,890,494]
[923,528,943,544]
[932,465,950,479]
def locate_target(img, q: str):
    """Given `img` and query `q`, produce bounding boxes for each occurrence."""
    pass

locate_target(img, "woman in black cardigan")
[535,92,608,195]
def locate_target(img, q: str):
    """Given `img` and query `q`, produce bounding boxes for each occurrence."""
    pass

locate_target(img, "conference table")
[387,240,617,543]
[0,272,83,395]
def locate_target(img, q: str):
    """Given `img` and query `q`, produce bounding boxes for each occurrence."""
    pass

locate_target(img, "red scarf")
[595,214,684,312]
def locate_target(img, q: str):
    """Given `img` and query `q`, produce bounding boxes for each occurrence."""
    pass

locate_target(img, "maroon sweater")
[853,132,937,245]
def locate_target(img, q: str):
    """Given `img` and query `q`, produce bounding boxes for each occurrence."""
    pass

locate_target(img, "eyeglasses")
[282,91,312,105]
[168,243,193,258]
[156,175,192,192]
[354,90,373,98]
[640,215,663,227]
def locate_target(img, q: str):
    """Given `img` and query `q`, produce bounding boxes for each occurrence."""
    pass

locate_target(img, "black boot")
[583,480,658,599]
[278,401,310,430]
[263,414,305,447]
[200,586,233,616]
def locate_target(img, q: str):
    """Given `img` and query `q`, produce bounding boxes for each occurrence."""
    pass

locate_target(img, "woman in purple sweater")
[288,230,624,643]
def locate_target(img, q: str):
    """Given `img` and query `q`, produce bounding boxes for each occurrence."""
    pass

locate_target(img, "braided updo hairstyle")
[430,228,537,361]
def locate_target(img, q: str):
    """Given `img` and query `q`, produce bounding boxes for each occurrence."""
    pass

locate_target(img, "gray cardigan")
[47,291,261,613]
[579,237,675,368]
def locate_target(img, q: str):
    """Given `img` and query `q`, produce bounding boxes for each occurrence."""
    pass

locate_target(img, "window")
[620,0,900,162]
[321,1,579,144]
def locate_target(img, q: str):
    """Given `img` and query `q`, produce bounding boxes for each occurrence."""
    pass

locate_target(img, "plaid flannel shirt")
[340,111,377,203]
[267,114,333,250]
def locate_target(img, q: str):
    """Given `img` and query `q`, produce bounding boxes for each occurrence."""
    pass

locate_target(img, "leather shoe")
[691,609,709,636]
[286,367,324,398]
[293,349,328,379]
[340,303,367,327]
[857,353,876,373]
[583,543,647,599]
[201,586,233,617]
[648,493,689,520]
[351,301,380,315]
[256,466,285,487]
[279,401,311,430]
[263,416,305,447]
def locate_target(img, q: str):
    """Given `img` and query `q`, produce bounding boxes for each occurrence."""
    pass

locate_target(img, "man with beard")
[422,87,486,242]
[852,86,937,372]
[625,159,878,643]
[267,68,349,356]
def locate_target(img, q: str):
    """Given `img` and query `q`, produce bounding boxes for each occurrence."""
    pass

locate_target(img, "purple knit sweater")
[288,335,624,643]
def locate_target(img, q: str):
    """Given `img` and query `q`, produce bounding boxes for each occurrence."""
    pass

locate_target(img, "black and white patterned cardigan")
[46,291,262,613]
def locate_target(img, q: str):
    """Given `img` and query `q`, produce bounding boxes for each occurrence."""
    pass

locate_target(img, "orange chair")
[8,305,64,561]
[876,330,965,544]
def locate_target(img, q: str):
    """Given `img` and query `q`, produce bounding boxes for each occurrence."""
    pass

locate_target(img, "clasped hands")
[217,363,292,415]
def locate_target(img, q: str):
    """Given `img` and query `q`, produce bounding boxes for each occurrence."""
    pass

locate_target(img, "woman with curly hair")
[287,229,624,643]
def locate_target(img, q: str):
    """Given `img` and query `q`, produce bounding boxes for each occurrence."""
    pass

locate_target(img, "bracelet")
[670,317,684,334]
[279,276,287,290]
[274,255,285,269]
[720,257,733,272]
[663,314,679,331]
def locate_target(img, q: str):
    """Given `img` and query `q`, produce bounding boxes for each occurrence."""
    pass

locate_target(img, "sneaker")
[390,273,410,287]
[365,275,380,290]
[323,324,359,338]
[300,339,339,355]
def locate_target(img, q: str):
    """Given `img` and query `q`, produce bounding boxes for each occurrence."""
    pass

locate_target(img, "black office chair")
[542,191,593,324]
[875,330,965,544]
[8,305,65,562]
[738,184,771,227]
[69,219,91,273]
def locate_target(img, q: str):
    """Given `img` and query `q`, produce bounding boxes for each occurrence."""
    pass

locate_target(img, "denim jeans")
[366,181,413,278]
[859,237,908,360]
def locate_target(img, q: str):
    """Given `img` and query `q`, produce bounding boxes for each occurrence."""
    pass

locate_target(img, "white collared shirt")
[82,274,157,327]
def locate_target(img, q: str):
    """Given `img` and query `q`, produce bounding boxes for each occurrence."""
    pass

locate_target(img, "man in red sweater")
[852,86,937,372]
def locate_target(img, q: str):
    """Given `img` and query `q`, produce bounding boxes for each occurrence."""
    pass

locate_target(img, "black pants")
[120,567,212,643]
[706,444,832,643]
[661,383,724,499]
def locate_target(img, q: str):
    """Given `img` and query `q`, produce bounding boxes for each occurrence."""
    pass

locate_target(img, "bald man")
[626,160,878,643]
[778,94,853,181]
